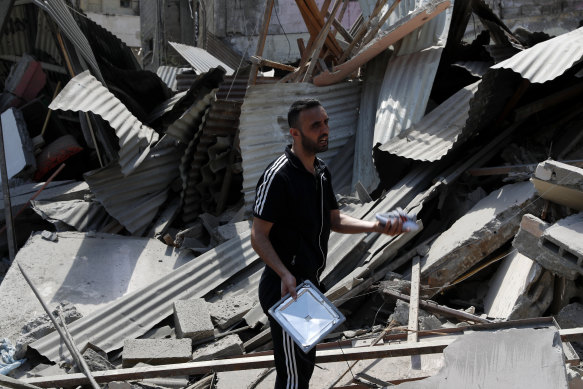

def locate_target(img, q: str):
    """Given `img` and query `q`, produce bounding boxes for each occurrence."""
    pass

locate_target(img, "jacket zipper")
[316,172,326,281]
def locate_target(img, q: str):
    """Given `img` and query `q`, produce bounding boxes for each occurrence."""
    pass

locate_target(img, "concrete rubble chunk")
[421,181,542,290]
[209,294,256,330]
[174,298,215,340]
[191,334,244,361]
[122,338,192,368]
[483,251,554,320]
[395,328,568,388]
[532,159,583,210]
[556,303,583,330]
[514,213,583,280]
[388,300,442,330]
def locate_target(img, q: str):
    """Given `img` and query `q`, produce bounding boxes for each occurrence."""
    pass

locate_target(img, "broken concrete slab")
[191,334,244,361]
[0,108,36,183]
[0,232,193,343]
[209,294,256,330]
[421,181,542,291]
[483,251,554,320]
[532,159,583,210]
[513,213,583,280]
[174,299,215,341]
[395,328,568,388]
[122,338,192,368]
[388,300,442,331]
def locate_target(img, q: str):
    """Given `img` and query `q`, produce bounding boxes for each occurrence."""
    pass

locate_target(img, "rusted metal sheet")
[491,27,583,84]
[49,70,160,175]
[313,1,450,86]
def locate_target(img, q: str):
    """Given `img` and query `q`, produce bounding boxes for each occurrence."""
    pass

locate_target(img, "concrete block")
[396,328,568,388]
[174,298,214,340]
[192,334,244,361]
[387,300,442,330]
[122,338,192,368]
[421,181,541,290]
[209,294,256,330]
[542,212,583,267]
[484,251,553,320]
[532,159,583,210]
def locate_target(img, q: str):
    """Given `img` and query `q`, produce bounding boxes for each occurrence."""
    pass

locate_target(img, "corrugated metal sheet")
[327,134,355,195]
[485,44,520,63]
[0,5,29,56]
[30,229,259,363]
[452,61,491,77]
[166,89,216,144]
[49,70,160,175]
[169,41,235,76]
[491,27,583,84]
[239,81,362,209]
[33,0,104,82]
[36,7,62,63]
[31,199,115,232]
[352,50,390,193]
[373,46,444,146]
[379,80,480,161]
[156,66,188,91]
[204,32,246,71]
[145,91,188,124]
[83,136,182,235]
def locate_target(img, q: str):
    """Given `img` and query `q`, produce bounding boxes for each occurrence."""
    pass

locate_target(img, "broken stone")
[191,334,244,361]
[532,159,583,210]
[122,338,192,368]
[556,303,583,329]
[79,347,115,372]
[395,328,568,388]
[514,213,583,280]
[173,299,214,341]
[14,303,82,360]
[483,251,554,320]
[421,181,542,291]
[40,230,58,242]
[387,299,442,330]
[209,294,256,330]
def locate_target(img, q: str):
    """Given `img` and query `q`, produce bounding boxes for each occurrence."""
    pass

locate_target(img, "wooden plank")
[303,0,343,81]
[559,327,583,342]
[23,339,452,387]
[408,256,421,369]
[248,0,275,85]
[296,0,342,58]
[320,0,331,18]
[0,374,42,389]
[250,56,297,72]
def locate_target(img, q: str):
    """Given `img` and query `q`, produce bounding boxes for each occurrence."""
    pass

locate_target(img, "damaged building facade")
[2,0,583,388]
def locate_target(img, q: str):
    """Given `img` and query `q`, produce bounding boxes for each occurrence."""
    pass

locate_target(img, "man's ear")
[290,127,300,137]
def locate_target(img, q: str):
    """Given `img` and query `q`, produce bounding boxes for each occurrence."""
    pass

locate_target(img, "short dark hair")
[287,98,322,130]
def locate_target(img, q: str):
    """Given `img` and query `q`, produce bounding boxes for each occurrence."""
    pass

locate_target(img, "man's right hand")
[281,272,297,299]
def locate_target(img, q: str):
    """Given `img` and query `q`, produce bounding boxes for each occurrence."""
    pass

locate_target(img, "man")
[251,99,404,389]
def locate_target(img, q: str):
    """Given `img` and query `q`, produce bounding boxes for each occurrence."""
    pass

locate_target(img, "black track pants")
[269,317,317,389]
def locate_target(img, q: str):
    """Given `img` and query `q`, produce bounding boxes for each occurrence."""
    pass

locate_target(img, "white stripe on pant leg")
[288,333,298,389]
[283,330,292,389]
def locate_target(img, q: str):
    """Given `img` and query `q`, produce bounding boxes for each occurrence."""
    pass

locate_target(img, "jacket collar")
[285,145,325,175]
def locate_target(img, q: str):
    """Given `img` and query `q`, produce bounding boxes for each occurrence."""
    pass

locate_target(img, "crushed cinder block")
[209,294,256,330]
[174,299,214,340]
[191,334,244,361]
[421,181,542,291]
[514,214,583,280]
[122,338,192,368]
[532,159,583,210]
[483,251,553,320]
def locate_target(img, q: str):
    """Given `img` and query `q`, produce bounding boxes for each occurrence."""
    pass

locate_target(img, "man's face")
[296,105,329,154]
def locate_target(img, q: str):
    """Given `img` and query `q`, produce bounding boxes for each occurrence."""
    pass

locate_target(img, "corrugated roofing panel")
[30,230,259,363]
[205,32,246,71]
[31,199,115,232]
[239,81,361,209]
[169,41,235,76]
[33,0,104,81]
[373,46,444,146]
[352,50,389,193]
[379,80,480,161]
[453,61,491,77]
[50,70,160,175]
[491,27,583,83]
[83,136,182,235]
[165,89,216,144]
[156,66,188,91]
[0,5,30,56]
[36,8,62,63]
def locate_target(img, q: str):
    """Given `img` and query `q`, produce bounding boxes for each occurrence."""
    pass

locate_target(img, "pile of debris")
[1,0,583,388]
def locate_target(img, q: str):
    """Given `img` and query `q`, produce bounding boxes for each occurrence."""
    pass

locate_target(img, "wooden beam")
[295,0,343,58]
[250,56,297,72]
[248,0,275,86]
[23,339,451,387]
[467,160,583,177]
[0,374,42,389]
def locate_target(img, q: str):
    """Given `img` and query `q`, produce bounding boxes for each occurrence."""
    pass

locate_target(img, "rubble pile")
[1,0,583,388]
